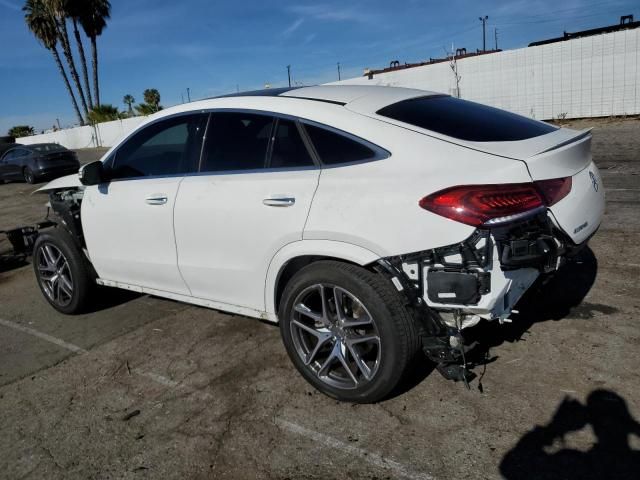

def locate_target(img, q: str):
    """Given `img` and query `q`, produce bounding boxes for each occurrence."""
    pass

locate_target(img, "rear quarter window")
[377,95,556,142]
[303,124,381,166]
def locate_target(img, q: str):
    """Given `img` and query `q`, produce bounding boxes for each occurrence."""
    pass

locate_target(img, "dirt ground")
[0,120,639,480]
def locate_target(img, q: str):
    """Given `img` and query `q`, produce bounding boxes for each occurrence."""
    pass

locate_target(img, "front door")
[82,113,207,295]
[175,112,321,311]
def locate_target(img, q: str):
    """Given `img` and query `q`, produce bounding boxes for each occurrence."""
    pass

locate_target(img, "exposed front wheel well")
[274,255,365,314]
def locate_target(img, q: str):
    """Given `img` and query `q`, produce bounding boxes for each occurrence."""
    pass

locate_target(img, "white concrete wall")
[16,116,145,149]
[16,28,639,148]
[334,28,640,120]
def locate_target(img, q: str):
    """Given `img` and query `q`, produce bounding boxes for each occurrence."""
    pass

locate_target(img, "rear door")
[174,112,320,312]
[82,113,207,294]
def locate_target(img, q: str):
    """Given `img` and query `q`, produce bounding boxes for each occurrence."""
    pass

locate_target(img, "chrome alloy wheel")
[290,284,381,390]
[37,243,74,307]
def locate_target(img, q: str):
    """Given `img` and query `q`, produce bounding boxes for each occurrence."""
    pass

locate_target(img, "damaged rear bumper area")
[377,211,590,383]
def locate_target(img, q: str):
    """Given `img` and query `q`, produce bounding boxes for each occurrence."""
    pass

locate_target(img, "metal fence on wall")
[334,27,640,120]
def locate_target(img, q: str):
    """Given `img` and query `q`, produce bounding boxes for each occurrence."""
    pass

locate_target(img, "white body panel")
[263,239,381,315]
[304,131,533,256]
[549,161,605,244]
[174,169,320,311]
[82,178,190,295]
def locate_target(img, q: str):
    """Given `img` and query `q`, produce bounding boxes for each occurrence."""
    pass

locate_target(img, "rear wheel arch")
[265,240,382,319]
[274,255,361,315]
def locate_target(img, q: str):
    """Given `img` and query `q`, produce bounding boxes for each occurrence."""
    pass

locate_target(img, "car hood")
[35,173,83,193]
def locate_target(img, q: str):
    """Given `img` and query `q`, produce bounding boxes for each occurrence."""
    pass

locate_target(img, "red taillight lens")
[419,178,572,227]
[534,177,572,206]
[419,183,545,226]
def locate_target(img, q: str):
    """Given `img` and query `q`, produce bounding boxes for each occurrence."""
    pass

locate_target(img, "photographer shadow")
[500,389,640,480]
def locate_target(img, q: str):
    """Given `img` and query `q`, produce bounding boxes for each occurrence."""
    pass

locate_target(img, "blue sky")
[0,0,637,133]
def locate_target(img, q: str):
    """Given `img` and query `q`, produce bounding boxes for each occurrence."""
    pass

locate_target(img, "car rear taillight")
[534,177,572,206]
[419,177,572,227]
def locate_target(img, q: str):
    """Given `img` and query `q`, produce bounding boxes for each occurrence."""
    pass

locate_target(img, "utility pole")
[56,118,61,130]
[479,15,488,51]
[287,65,291,87]
[181,92,184,103]
[337,62,341,81]
[494,28,498,50]
[186,88,191,102]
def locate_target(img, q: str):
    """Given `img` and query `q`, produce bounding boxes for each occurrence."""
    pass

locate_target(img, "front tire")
[23,167,36,184]
[33,228,95,314]
[279,261,419,403]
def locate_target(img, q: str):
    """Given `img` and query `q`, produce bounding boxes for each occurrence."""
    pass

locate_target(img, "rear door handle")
[145,194,168,205]
[262,197,295,207]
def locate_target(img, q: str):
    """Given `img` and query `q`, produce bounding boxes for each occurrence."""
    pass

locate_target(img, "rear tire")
[33,228,96,314]
[23,167,36,184]
[279,261,420,403]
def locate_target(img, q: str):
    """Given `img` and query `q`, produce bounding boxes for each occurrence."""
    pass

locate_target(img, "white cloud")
[283,18,304,37]
[0,0,20,12]
[288,4,377,24]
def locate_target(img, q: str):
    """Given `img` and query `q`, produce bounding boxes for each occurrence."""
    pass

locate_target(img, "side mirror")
[79,161,107,186]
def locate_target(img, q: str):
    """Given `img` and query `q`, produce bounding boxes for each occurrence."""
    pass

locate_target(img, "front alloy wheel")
[33,228,96,314]
[23,168,36,184]
[36,243,74,307]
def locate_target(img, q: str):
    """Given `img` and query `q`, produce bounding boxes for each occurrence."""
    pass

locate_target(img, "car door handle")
[262,197,295,207]
[145,194,168,205]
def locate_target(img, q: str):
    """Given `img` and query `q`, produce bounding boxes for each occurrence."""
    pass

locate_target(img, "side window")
[269,119,314,168]
[200,112,273,172]
[2,150,17,161]
[111,114,206,179]
[303,124,377,166]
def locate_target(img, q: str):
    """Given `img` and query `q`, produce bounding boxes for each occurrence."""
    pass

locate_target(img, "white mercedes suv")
[34,85,604,402]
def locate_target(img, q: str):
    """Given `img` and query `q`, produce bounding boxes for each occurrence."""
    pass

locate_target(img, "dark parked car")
[0,143,80,184]
[0,142,20,158]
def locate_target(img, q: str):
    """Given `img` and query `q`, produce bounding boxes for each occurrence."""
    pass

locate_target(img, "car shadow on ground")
[393,246,609,398]
[500,389,640,480]
[0,254,28,274]
[83,286,143,314]
[466,245,610,360]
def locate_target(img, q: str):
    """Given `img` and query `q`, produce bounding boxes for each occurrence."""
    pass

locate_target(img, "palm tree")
[87,104,119,124]
[123,94,135,115]
[66,0,93,109]
[77,0,111,106]
[143,88,161,112]
[23,0,84,125]
[48,0,89,116]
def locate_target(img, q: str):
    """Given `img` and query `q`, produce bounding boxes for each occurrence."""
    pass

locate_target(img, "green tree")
[135,88,162,115]
[123,94,135,116]
[87,104,119,124]
[76,0,111,106]
[143,88,161,111]
[23,0,84,125]
[8,125,35,137]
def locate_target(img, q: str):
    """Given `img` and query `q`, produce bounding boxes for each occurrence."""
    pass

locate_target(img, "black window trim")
[105,111,209,182]
[196,109,321,175]
[101,108,390,181]
[298,119,390,168]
